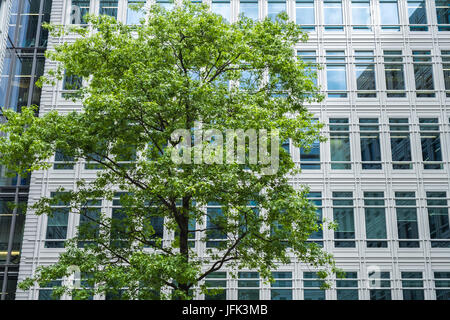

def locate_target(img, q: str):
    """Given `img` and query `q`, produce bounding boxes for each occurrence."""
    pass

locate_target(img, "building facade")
[0,0,52,300]
[0,0,449,300]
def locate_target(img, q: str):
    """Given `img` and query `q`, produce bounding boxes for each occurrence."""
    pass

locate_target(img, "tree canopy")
[0,2,342,300]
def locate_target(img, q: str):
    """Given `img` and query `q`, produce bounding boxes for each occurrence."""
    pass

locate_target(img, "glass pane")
[240,1,258,20]
[296,1,315,30]
[127,0,145,25]
[380,1,399,28]
[212,2,231,22]
[71,0,90,24]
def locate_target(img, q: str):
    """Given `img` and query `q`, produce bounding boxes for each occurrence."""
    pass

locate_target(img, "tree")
[0,2,341,300]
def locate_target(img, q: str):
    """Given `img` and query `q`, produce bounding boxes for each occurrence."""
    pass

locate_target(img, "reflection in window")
[383,50,406,97]
[267,0,286,21]
[359,119,381,170]
[212,0,231,22]
[336,272,358,300]
[296,0,315,31]
[408,1,428,31]
[395,192,420,248]
[426,192,450,248]
[70,0,90,24]
[389,118,412,169]
[271,272,292,300]
[419,118,442,169]
[355,51,376,97]
[351,0,371,30]
[300,141,320,169]
[413,51,435,97]
[127,0,145,25]
[402,272,424,300]
[333,192,355,248]
[435,1,450,31]
[329,118,351,169]
[323,0,343,31]
[238,272,259,300]
[240,0,258,20]
[364,192,387,248]
[380,0,400,30]
[326,51,347,97]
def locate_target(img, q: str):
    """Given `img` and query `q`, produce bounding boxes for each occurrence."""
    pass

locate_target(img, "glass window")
[408,1,428,31]
[297,50,318,87]
[54,149,75,169]
[300,118,320,170]
[156,0,174,10]
[205,272,227,300]
[323,1,343,31]
[45,192,70,248]
[389,118,412,169]
[329,118,351,169]
[99,0,118,19]
[38,280,62,300]
[333,192,355,248]
[326,51,347,97]
[212,1,230,22]
[267,0,286,21]
[359,119,382,170]
[271,272,292,300]
[336,272,358,300]
[351,0,371,30]
[364,192,387,248]
[240,0,258,20]
[435,1,450,31]
[395,192,420,248]
[0,196,26,264]
[402,272,424,300]
[306,192,323,246]
[127,0,145,25]
[303,272,325,300]
[296,0,315,31]
[355,51,376,97]
[206,203,227,248]
[77,200,101,248]
[369,271,392,300]
[110,192,132,248]
[419,118,443,169]
[413,50,435,97]
[62,71,82,99]
[383,50,406,97]
[238,272,259,300]
[434,272,450,300]
[70,0,90,24]
[380,0,400,30]
[426,192,450,248]
[442,50,450,97]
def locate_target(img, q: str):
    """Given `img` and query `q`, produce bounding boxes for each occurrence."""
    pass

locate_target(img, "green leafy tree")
[0,2,342,300]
